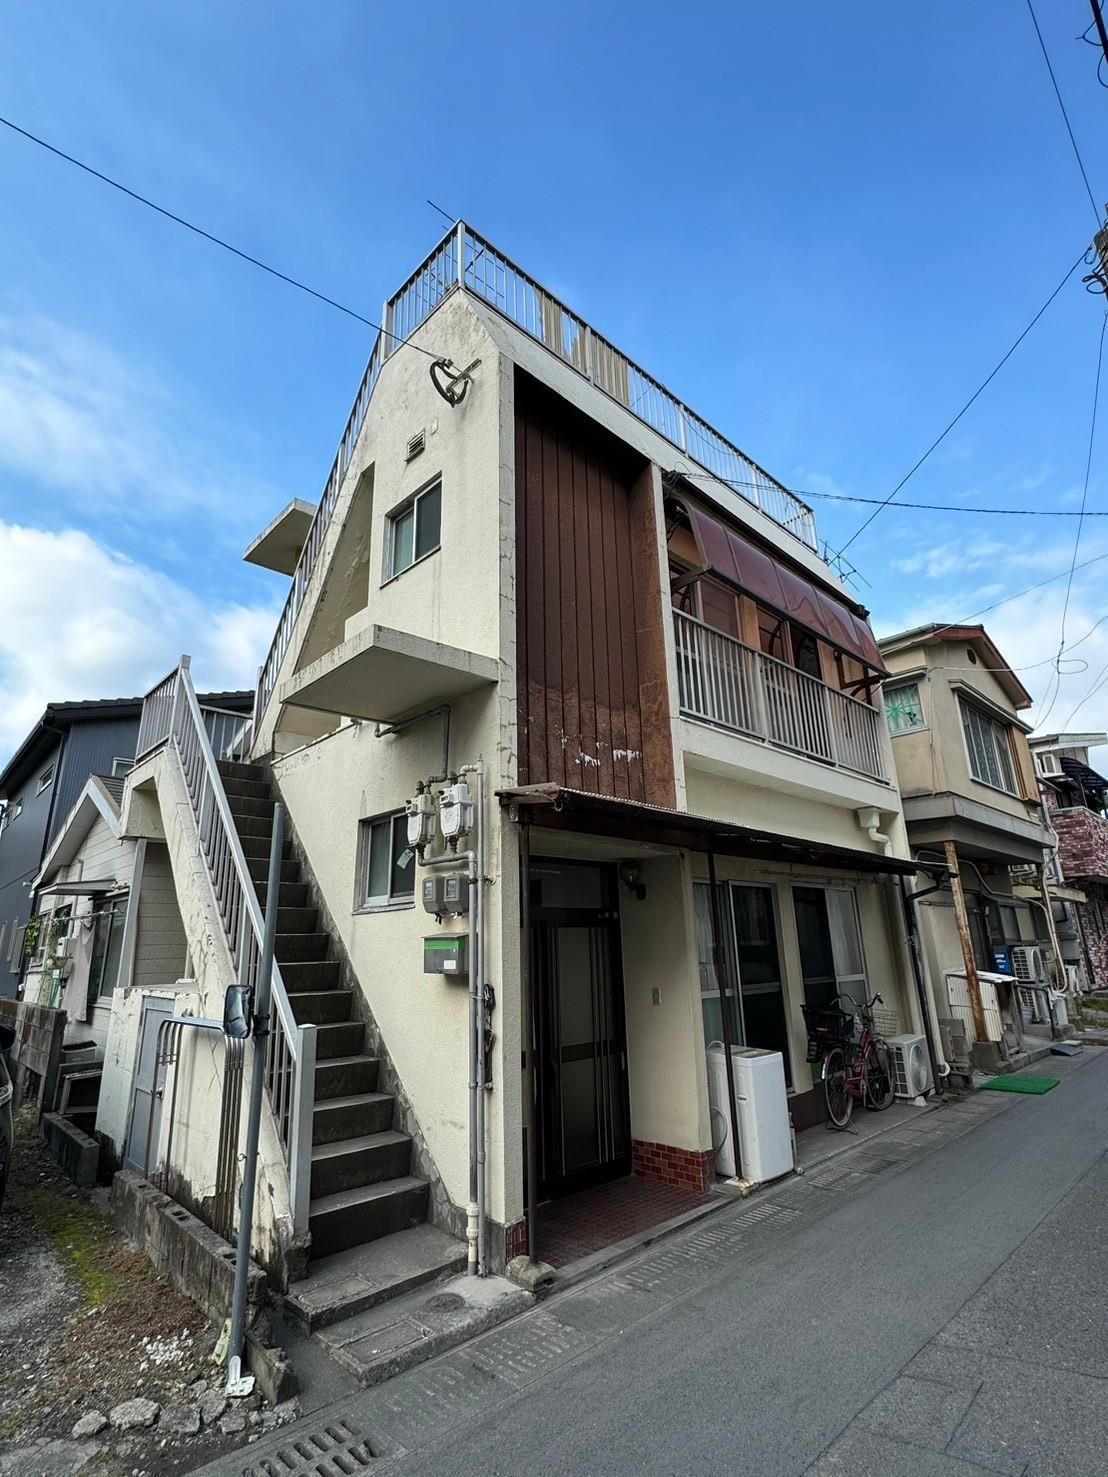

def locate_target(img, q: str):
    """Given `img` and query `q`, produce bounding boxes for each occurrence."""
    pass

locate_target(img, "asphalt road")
[199,1050,1108,1477]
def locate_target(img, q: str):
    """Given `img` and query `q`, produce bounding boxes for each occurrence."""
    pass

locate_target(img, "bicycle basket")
[801,1004,855,1061]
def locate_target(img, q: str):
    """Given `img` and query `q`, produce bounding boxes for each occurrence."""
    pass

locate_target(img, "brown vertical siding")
[515,374,675,805]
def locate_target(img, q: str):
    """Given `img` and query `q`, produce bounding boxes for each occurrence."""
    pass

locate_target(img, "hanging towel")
[62,904,96,1024]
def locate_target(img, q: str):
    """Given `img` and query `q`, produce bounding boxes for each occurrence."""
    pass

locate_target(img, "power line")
[833,250,1088,558]
[0,113,444,360]
[1025,0,1101,223]
[1037,309,1107,730]
[678,469,1108,516]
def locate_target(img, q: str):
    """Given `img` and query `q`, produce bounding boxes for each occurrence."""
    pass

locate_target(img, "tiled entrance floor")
[535,1175,713,1268]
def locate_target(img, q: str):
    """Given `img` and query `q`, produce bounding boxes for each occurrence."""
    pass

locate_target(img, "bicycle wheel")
[823,1047,853,1128]
[864,1037,895,1111]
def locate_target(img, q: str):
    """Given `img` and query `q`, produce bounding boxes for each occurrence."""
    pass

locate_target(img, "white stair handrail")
[143,657,316,1233]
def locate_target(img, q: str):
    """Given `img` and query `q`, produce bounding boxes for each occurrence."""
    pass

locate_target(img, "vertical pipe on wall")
[475,766,488,1276]
[706,851,743,1180]
[519,820,539,1265]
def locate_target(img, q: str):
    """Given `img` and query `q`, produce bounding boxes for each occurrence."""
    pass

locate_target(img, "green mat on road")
[979,1075,1059,1095]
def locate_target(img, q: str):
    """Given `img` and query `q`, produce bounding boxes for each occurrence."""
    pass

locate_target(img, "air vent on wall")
[406,429,426,461]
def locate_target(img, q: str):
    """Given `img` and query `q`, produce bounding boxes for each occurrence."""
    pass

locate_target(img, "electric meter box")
[422,876,445,915]
[424,935,468,979]
[422,874,469,916]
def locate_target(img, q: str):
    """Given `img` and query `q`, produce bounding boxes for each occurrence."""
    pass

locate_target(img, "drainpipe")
[519,820,539,1266]
[899,875,949,1090]
[706,851,743,1181]
[474,765,488,1275]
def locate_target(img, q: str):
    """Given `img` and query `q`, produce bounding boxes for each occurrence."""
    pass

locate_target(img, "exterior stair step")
[234,812,277,839]
[275,932,330,963]
[256,881,310,911]
[227,794,276,821]
[312,1091,394,1144]
[314,1055,379,1099]
[245,853,298,884]
[217,759,268,783]
[276,906,318,934]
[310,1130,413,1198]
[289,989,355,1025]
[281,960,341,992]
[283,1224,468,1334]
[309,1177,429,1259]
[314,1022,367,1060]
[222,776,272,802]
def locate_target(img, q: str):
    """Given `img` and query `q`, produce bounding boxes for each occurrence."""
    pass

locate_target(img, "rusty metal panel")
[515,376,674,805]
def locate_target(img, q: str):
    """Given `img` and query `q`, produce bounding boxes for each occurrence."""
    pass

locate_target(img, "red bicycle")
[802,992,895,1129]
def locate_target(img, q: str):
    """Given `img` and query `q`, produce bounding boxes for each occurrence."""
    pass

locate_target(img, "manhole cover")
[423,1291,466,1313]
[243,1417,376,1474]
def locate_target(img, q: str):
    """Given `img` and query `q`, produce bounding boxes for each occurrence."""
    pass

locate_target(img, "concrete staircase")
[217,759,465,1322]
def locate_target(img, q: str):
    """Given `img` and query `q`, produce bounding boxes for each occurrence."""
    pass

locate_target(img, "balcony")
[673,610,886,782]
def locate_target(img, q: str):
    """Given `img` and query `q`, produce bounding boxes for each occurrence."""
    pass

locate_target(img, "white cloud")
[0,522,280,761]
[0,316,273,533]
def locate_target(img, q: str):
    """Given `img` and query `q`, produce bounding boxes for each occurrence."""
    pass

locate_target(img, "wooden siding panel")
[514,377,675,805]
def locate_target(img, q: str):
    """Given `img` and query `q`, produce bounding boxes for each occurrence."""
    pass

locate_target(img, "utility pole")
[943,841,989,1047]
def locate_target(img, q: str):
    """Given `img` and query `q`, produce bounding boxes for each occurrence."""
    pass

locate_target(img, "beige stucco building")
[116,225,932,1316]
[879,624,1057,1068]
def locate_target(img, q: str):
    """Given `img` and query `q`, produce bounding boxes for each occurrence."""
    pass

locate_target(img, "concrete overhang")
[901,790,1052,864]
[243,499,317,575]
[279,624,499,724]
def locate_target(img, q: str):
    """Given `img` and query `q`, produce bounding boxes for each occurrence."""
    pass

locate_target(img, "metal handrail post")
[227,802,285,1395]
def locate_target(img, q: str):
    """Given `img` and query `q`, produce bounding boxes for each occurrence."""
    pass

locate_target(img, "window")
[386,479,441,579]
[1036,751,1061,776]
[37,765,54,795]
[88,896,127,1002]
[111,757,134,778]
[884,681,926,734]
[960,699,1017,794]
[357,811,416,908]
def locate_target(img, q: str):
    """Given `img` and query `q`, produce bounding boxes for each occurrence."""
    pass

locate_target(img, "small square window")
[111,757,134,778]
[37,765,54,795]
[387,480,442,579]
[884,682,926,735]
[357,810,415,908]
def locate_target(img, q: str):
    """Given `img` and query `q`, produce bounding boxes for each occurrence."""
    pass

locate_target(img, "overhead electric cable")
[0,113,444,359]
[1026,0,1102,223]
[677,469,1108,516]
[832,251,1088,558]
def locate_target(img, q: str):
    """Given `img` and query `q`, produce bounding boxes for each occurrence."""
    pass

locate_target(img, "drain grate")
[243,1418,377,1475]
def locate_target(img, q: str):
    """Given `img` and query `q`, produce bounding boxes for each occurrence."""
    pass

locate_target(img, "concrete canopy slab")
[279,624,498,724]
[244,498,317,575]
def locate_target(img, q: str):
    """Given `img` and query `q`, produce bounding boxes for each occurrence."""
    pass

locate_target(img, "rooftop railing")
[254,223,820,723]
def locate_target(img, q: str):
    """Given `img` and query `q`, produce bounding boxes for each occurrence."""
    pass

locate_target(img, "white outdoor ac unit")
[886,1034,933,1099]
[1010,945,1046,983]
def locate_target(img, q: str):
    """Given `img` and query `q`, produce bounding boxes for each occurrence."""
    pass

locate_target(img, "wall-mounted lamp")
[618,860,647,901]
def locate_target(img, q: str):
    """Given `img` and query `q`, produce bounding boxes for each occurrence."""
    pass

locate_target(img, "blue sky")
[1,1,1107,760]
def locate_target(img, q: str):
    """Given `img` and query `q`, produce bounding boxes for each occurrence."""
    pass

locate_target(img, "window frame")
[884,680,927,736]
[959,698,1018,796]
[383,477,442,583]
[37,765,55,795]
[88,894,128,1003]
[356,809,417,912]
[111,757,134,778]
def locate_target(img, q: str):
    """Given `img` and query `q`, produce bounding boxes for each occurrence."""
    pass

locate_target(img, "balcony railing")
[253,223,820,727]
[673,610,885,781]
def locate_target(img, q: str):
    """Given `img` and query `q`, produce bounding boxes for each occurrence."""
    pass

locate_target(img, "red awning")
[685,504,886,674]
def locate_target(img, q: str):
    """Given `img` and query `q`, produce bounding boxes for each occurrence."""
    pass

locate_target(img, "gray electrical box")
[424,935,468,979]
[422,876,445,915]
[442,873,468,914]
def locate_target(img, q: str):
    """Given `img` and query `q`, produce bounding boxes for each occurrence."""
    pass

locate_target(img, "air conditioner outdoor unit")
[886,1034,932,1099]
[1010,945,1046,983]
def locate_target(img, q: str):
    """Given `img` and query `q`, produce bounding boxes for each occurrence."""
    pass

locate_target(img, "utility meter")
[406,789,437,850]
[442,873,469,914]
[439,780,473,842]
[422,875,445,916]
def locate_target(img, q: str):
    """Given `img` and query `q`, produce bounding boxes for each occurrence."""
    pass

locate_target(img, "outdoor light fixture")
[618,860,647,901]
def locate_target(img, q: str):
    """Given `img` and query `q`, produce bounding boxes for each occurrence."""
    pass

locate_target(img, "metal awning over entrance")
[498,785,918,876]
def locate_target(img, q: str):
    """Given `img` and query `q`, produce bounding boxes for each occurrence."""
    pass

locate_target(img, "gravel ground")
[0,1107,289,1476]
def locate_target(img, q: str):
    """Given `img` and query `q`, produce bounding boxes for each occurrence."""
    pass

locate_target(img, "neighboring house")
[0,697,144,997]
[1029,732,1108,993]
[121,223,928,1311]
[879,624,1056,1064]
